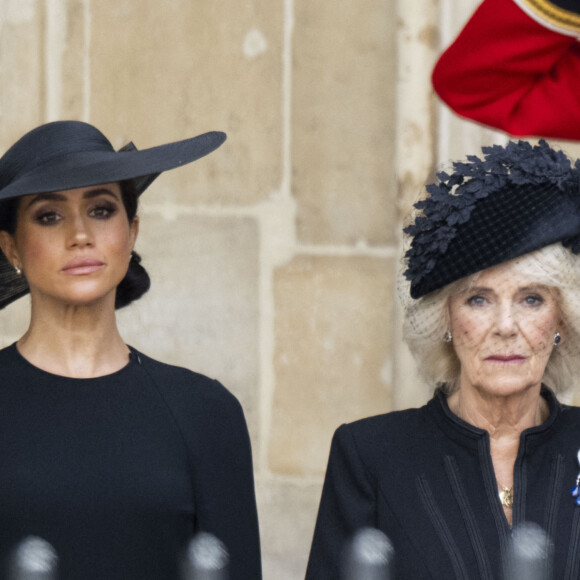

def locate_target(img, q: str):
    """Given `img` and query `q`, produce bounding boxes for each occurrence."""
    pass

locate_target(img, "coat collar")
[427,385,563,452]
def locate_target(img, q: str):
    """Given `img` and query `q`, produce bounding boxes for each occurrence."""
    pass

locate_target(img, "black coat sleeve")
[144,360,262,580]
[189,380,262,580]
[305,424,377,580]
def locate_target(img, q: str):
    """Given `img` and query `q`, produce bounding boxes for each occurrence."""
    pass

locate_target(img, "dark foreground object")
[341,527,394,580]
[181,533,229,580]
[8,537,57,580]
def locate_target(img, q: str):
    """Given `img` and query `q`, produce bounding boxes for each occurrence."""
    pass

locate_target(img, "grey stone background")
[0,0,578,578]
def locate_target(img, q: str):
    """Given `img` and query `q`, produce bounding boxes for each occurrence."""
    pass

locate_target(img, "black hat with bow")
[0,120,226,309]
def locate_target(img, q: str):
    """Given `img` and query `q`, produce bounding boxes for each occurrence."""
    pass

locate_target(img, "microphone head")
[8,536,58,580]
[504,522,553,580]
[341,527,394,580]
[181,532,229,580]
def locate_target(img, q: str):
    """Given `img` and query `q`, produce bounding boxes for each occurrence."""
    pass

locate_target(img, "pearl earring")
[444,331,452,343]
[14,265,21,276]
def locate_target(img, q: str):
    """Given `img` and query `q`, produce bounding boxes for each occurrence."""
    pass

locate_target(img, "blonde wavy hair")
[400,243,580,394]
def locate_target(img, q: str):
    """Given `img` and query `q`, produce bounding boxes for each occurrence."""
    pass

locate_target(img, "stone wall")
[0,1,578,578]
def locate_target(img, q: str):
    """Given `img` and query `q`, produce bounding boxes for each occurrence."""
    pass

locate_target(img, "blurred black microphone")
[503,522,553,580]
[8,536,58,580]
[181,532,229,580]
[341,527,394,580]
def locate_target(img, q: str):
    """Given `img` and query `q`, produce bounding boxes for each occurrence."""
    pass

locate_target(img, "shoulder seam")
[340,423,378,488]
[136,360,198,490]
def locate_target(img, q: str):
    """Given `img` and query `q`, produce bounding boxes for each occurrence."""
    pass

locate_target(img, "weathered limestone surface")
[256,479,322,580]
[117,213,260,443]
[269,255,393,476]
[61,0,87,120]
[0,0,45,148]
[89,0,283,206]
[292,0,397,246]
[0,297,30,347]
[393,0,441,410]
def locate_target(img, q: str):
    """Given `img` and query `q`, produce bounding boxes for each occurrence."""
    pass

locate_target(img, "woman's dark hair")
[115,179,150,309]
[0,179,150,309]
[0,197,18,234]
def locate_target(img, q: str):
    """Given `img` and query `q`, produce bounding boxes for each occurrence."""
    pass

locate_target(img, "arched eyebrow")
[23,192,67,209]
[519,285,546,292]
[459,285,492,295]
[82,187,121,201]
[459,284,551,297]
[23,187,121,210]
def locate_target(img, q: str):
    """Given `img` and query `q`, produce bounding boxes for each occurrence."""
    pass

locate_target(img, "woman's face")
[448,260,562,399]
[0,183,138,309]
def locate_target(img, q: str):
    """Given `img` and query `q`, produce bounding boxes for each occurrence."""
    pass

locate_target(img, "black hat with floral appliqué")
[404,140,580,299]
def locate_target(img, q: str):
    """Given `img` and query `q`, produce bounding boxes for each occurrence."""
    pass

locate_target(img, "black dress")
[306,387,580,579]
[0,343,261,580]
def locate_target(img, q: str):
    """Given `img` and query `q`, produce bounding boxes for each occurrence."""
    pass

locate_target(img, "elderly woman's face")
[448,261,562,398]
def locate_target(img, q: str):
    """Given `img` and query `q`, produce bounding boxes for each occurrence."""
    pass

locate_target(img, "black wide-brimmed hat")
[404,140,580,299]
[0,120,226,309]
[0,120,226,200]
